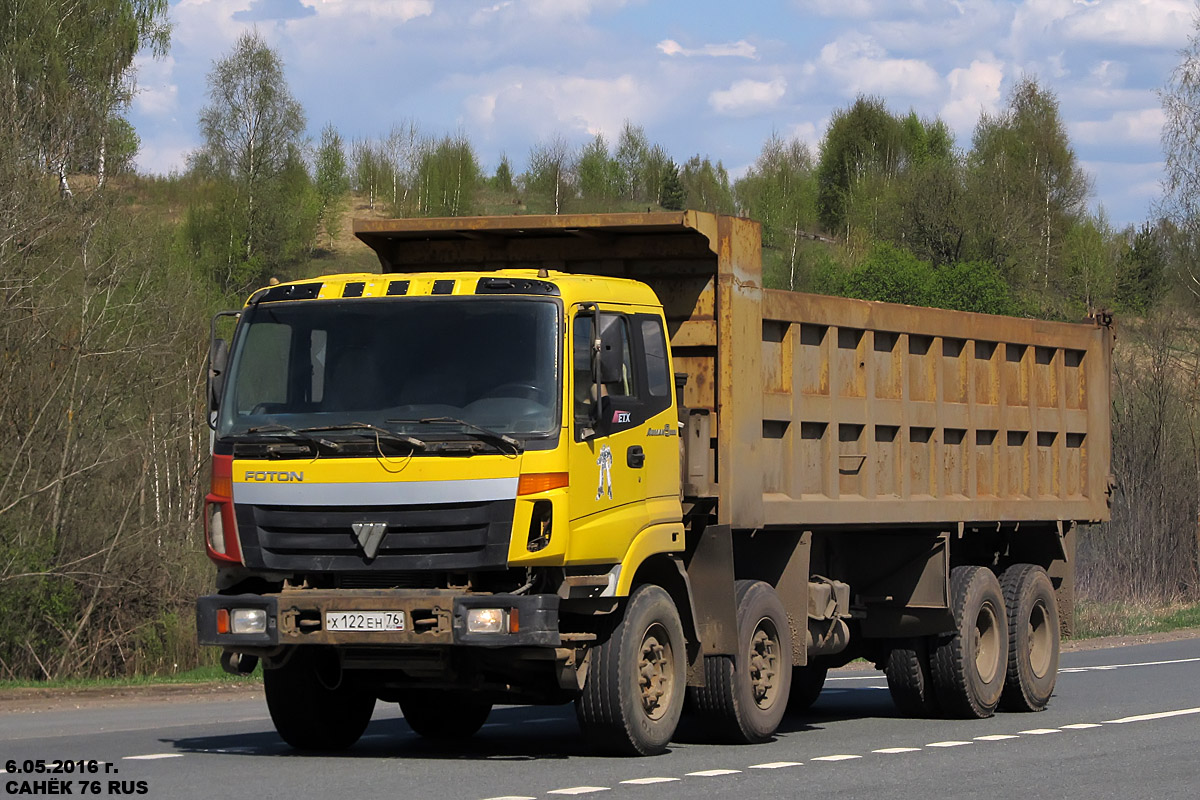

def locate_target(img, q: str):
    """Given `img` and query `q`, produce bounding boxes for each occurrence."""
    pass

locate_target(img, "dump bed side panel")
[751,289,1114,529]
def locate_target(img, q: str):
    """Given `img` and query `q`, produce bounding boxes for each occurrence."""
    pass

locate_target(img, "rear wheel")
[689,580,792,743]
[884,638,939,717]
[399,691,492,740]
[263,649,375,750]
[999,564,1060,712]
[575,584,686,755]
[931,566,1008,718]
[786,665,827,714]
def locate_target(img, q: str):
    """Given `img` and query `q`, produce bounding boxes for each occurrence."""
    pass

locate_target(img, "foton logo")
[244,471,305,482]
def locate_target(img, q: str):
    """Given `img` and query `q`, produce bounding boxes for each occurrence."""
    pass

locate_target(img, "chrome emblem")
[351,522,388,560]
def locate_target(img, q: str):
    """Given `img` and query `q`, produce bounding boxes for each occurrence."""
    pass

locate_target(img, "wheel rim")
[748,616,782,710]
[974,602,1000,684]
[638,623,675,721]
[1027,599,1053,678]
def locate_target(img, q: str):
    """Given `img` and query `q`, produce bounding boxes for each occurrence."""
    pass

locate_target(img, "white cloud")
[816,33,941,97]
[307,0,433,21]
[463,72,655,138]
[521,0,631,20]
[132,55,178,117]
[792,0,890,17]
[1072,107,1166,145]
[709,77,787,116]
[1061,0,1192,47]
[941,58,1005,134]
[134,135,197,176]
[787,120,822,150]
[657,39,757,59]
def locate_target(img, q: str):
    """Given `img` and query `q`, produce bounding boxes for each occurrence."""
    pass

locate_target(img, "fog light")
[466,608,506,634]
[207,503,226,555]
[231,608,267,635]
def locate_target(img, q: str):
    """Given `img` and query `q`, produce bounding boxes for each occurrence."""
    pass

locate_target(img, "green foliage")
[412,134,480,217]
[491,153,515,193]
[823,243,1016,315]
[735,133,819,289]
[522,135,577,214]
[680,155,734,214]
[615,121,651,201]
[816,95,905,234]
[577,133,621,208]
[315,124,349,247]
[1117,224,1167,314]
[659,160,685,210]
[189,32,313,291]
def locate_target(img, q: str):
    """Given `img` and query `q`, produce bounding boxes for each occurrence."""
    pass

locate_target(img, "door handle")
[627,445,645,469]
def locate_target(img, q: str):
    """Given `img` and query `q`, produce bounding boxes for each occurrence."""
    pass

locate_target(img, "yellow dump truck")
[197,212,1114,755]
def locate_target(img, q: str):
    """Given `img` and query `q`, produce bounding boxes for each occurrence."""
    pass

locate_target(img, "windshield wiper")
[243,423,342,452]
[295,422,427,451]
[385,416,522,455]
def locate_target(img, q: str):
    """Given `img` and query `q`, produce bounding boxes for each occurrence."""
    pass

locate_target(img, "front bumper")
[196,590,561,649]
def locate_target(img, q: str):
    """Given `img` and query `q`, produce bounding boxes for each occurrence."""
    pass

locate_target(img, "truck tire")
[575,584,686,755]
[999,564,1059,712]
[688,580,792,743]
[399,691,492,740]
[930,565,1008,718]
[786,665,827,714]
[884,638,939,717]
[263,650,375,750]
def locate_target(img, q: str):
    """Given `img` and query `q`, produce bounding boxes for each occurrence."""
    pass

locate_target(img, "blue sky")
[129,0,1195,227]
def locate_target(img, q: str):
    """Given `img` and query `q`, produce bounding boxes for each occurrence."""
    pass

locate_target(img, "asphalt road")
[2,637,1198,800]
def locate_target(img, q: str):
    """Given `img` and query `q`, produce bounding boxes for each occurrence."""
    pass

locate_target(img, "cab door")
[566,305,680,564]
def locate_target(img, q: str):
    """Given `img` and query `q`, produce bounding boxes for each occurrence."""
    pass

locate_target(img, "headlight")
[466,608,506,634]
[207,503,226,555]
[231,608,267,635]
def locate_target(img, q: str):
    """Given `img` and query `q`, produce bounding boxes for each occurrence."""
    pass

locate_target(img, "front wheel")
[399,691,492,740]
[689,580,792,743]
[263,649,376,750]
[575,584,686,756]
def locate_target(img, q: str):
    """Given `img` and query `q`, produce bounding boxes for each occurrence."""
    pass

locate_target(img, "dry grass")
[1074,598,1200,639]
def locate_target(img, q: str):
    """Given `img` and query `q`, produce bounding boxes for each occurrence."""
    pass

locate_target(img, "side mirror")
[208,338,229,414]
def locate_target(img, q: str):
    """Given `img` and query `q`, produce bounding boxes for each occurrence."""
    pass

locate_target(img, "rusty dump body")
[355,211,1114,535]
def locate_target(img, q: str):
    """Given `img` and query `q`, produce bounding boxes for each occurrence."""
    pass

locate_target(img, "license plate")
[325,611,406,632]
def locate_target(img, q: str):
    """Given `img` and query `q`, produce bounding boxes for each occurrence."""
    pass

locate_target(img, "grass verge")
[1072,599,1200,639]
[0,663,259,692]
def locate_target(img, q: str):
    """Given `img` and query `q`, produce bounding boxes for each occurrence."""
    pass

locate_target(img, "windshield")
[217,297,560,441]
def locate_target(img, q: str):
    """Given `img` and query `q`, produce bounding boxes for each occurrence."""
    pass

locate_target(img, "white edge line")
[1103,707,1200,724]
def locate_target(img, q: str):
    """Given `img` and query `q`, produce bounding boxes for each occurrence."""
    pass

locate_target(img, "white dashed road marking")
[686,769,742,776]
[123,754,183,760]
[812,754,861,761]
[1104,707,1200,724]
[927,741,972,747]
[621,777,679,785]
[1020,728,1061,734]
[874,747,921,753]
[1061,723,1103,729]
[481,796,535,800]
[748,761,803,769]
[975,734,1020,741]
[547,788,610,796]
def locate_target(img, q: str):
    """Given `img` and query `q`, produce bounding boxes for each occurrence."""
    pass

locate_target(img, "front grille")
[235,500,514,572]
[335,572,442,589]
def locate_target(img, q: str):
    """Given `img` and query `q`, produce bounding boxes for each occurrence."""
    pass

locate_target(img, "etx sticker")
[612,410,631,424]
[596,444,614,500]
